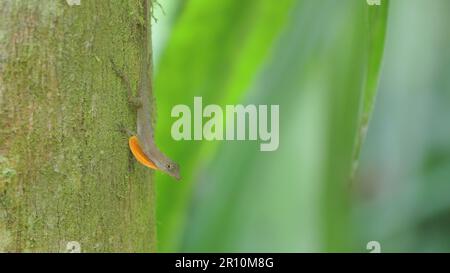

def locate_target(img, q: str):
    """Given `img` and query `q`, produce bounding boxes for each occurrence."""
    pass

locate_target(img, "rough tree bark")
[0,0,156,252]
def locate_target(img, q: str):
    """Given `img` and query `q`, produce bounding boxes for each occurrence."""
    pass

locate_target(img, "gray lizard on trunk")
[111,0,180,180]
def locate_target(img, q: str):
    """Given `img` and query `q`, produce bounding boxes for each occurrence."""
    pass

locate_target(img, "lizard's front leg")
[109,57,143,109]
[116,123,136,138]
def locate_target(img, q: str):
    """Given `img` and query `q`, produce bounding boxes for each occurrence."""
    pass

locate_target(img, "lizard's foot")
[128,97,143,109]
[116,122,135,138]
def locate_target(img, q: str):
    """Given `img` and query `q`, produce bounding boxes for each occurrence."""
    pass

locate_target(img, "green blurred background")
[150,0,450,252]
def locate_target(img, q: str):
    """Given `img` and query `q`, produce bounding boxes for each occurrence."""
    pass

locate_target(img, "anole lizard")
[111,0,180,180]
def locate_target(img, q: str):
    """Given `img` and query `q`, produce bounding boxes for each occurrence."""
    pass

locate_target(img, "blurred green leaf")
[154,0,296,251]
[355,0,450,252]
[175,0,389,252]
[352,2,389,173]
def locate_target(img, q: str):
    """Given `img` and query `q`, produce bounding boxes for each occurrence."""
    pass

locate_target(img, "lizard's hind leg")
[109,57,142,108]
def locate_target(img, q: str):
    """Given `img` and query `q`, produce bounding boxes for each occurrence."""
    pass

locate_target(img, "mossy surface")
[0,0,155,252]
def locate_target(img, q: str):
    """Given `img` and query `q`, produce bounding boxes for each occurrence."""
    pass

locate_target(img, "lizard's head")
[131,136,180,180]
[157,159,180,181]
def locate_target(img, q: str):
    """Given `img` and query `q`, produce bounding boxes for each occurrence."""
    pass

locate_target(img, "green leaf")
[154,0,296,251]
[175,0,389,252]
[352,2,389,174]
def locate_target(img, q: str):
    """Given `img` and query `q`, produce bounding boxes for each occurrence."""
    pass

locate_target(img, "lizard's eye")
[166,164,172,170]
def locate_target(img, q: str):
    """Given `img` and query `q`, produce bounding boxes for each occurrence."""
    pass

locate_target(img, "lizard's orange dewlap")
[129,136,158,170]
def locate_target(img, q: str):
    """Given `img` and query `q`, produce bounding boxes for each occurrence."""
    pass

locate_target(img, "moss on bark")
[0,0,156,252]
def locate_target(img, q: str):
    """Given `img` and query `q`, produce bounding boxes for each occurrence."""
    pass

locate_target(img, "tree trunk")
[0,0,156,252]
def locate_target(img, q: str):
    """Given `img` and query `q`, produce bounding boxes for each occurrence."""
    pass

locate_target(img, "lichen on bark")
[0,0,156,252]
